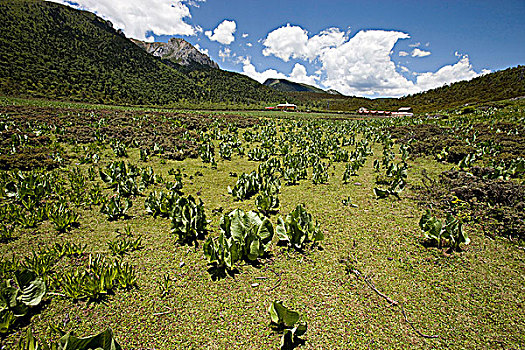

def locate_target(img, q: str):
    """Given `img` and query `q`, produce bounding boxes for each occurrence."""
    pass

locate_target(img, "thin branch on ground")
[401,305,439,339]
[264,267,282,292]
[349,265,438,339]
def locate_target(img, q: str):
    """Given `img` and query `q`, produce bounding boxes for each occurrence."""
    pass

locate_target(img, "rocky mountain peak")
[131,38,219,69]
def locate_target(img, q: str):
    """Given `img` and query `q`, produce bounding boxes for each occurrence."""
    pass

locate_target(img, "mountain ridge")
[131,38,219,69]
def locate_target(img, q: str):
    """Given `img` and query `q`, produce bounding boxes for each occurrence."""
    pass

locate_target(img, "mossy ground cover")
[0,98,524,349]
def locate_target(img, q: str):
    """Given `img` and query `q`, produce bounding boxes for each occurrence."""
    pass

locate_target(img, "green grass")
[0,102,524,349]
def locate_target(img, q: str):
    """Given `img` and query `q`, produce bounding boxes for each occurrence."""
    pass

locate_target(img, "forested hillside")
[290,66,525,113]
[0,0,286,106]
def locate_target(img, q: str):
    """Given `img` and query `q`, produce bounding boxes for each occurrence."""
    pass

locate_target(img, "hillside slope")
[263,78,325,93]
[291,66,525,113]
[0,0,285,106]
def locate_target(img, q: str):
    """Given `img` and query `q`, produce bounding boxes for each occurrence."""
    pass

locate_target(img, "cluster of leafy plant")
[276,205,324,250]
[268,301,308,350]
[99,161,155,197]
[419,210,470,251]
[373,161,408,199]
[0,269,46,334]
[0,169,88,233]
[107,235,142,256]
[199,143,216,167]
[17,327,122,350]
[58,254,136,301]
[100,195,132,221]
[145,184,208,245]
[203,209,273,271]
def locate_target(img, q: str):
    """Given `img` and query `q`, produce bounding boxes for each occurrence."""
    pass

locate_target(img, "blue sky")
[51,0,525,97]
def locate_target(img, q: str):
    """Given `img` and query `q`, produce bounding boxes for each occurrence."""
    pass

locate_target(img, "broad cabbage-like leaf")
[58,328,122,350]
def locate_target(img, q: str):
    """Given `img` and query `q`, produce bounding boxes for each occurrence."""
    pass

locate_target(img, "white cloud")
[205,20,236,45]
[262,24,309,62]
[218,48,232,62]
[415,55,480,91]
[242,33,249,38]
[289,63,320,86]
[183,0,205,7]
[194,44,208,56]
[258,25,483,97]
[240,58,319,87]
[48,0,198,41]
[319,30,416,96]
[241,57,287,83]
[411,48,431,57]
[409,42,421,47]
[246,43,253,47]
[262,25,346,62]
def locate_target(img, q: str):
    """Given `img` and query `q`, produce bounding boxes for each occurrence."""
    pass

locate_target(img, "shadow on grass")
[207,265,240,281]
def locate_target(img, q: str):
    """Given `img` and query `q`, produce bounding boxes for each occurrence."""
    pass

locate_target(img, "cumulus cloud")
[256,25,483,97]
[48,0,198,41]
[242,33,249,38]
[411,48,431,57]
[241,57,287,83]
[409,42,421,47]
[239,58,319,87]
[262,25,345,62]
[194,44,208,56]
[289,63,320,86]
[319,30,415,96]
[218,48,232,62]
[415,55,480,91]
[205,20,236,45]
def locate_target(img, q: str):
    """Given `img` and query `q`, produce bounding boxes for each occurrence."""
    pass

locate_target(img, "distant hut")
[276,103,297,111]
[392,107,414,117]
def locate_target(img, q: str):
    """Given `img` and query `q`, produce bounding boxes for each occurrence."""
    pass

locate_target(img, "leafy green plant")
[48,203,79,232]
[247,147,270,161]
[268,301,307,350]
[99,161,141,197]
[255,190,279,214]
[228,171,260,200]
[199,143,216,165]
[419,210,470,251]
[0,269,46,334]
[170,195,208,246]
[157,273,173,297]
[22,251,59,278]
[144,190,179,218]
[0,224,15,243]
[107,236,142,256]
[58,255,136,301]
[276,205,323,250]
[17,327,122,350]
[52,242,87,258]
[100,195,132,221]
[110,139,128,157]
[219,141,232,160]
[203,209,273,271]
[373,161,407,199]
[311,161,329,184]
